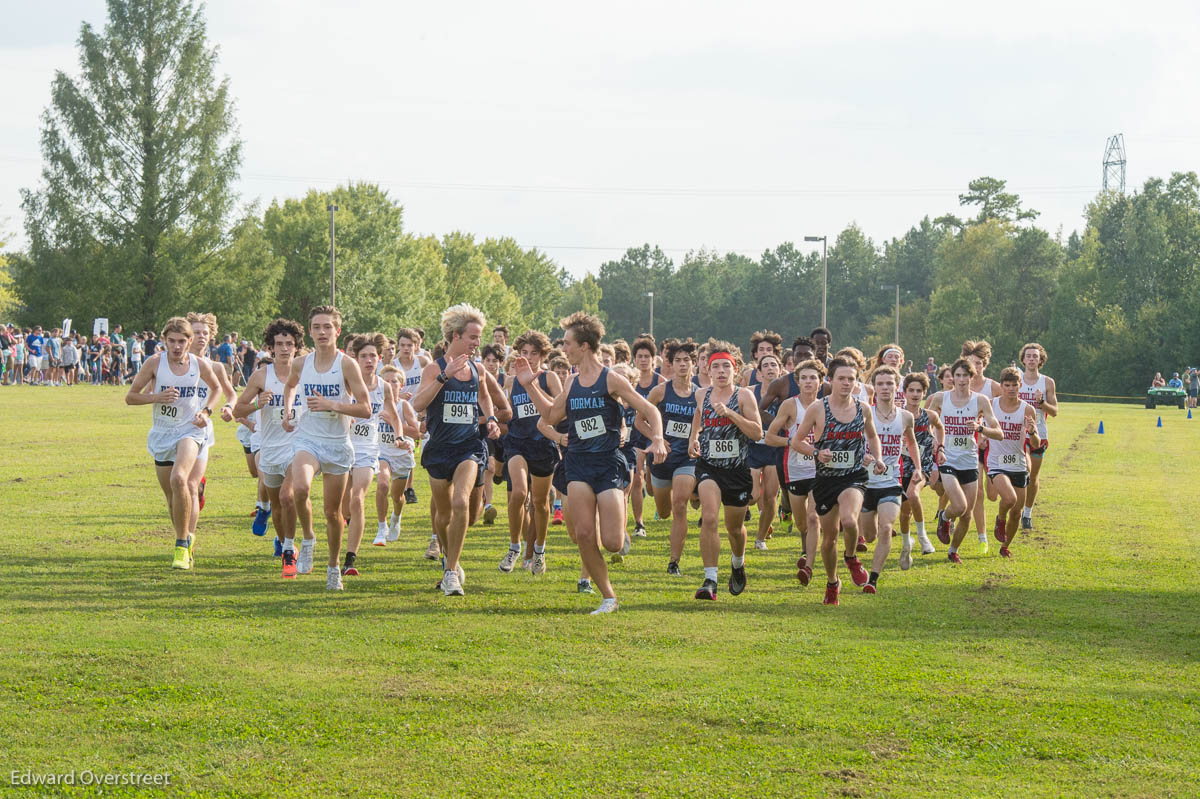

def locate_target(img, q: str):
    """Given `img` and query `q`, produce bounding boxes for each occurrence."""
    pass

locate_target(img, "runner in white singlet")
[377,365,421,543]
[125,317,222,571]
[962,340,1002,553]
[1016,342,1057,529]
[989,367,1042,557]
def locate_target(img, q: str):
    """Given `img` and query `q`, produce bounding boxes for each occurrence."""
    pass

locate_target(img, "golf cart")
[1146,385,1186,409]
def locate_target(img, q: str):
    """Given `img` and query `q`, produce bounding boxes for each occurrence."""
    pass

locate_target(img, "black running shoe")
[405,487,418,504]
[667,561,681,576]
[694,579,718,600]
[728,565,747,596]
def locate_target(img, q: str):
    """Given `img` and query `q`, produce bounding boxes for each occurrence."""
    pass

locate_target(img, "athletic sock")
[731,554,744,569]
[175,538,188,548]
[903,534,913,548]
[869,571,879,586]
[283,538,294,553]
[534,543,545,555]
[1022,506,1032,518]
[948,545,957,555]
[916,522,926,536]
[553,500,562,511]
[509,543,521,553]
[844,553,857,563]
[704,566,718,582]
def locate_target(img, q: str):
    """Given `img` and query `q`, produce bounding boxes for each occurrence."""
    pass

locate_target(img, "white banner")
[93,318,109,337]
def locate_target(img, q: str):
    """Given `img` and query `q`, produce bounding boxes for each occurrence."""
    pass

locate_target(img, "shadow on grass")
[3,551,1198,663]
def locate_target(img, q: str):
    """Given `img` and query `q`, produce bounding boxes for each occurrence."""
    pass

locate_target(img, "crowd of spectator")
[0,322,267,388]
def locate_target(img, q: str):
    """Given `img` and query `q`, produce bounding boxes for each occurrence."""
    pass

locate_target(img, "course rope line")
[1058,391,1144,400]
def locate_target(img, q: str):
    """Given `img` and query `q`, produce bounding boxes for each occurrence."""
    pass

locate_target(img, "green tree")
[597,245,673,340]
[0,237,20,318]
[19,0,241,329]
[480,238,566,333]
[936,177,1039,230]
[556,273,604,322]
[190,212,282,339]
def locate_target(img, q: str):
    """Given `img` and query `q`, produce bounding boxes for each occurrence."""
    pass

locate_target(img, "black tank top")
[815,396,865,477]
[698,387,749,469]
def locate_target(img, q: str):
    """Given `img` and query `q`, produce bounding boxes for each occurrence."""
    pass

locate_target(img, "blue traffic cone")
[1157,416,1163,427]
[1097,421,1104,434]
[1189,408,1193,419]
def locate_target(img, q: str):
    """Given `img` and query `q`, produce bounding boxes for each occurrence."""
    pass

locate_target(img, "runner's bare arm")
[511,357,567,424]
[764,399,795,447]
[232,367,269,419]
[976,398,1003,440]
[792,401,824,459]
[1041,376,1058,417]
[725,387,764,441]
[902,410,923,481]
[329,357,371,419]
[610,370,667,463]
[124,355,163,405]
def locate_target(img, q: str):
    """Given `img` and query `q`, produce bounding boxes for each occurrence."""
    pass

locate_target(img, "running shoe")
[590,598,618,614]
[765,524,773,540]
[342,557,358,577]
[633,523,647,538]
[326,567,344,591]
[936,511,951,545]
[483,504,497,525]
[728,565,747,596]
[917,530,936,555]
[948,551,962,565]
[442,568,464,596]
[424,537,441,560]
[754,539,767,551]
[522,559,533,572]
[577,579,594,594]
[405,487,418,504]
[862,582,877,595]
[797,554,808,572]
[694,579,718,600]
[198,476,206,510]
[499,548,520,573]
[187,537,195,568]
[273,537,283,557]
[994,515,1007,544]
[297,543,314,575]
[386,514,401,542]
[797,564,812,586]
[1021,514,1033,530]
[531,551,547,576]
[281,549,297,578]
[171,545,191,570]
[667,561,681,576]
[899,538,913,570]
[846,557,869,587]
[856,535,868,553]
[1000,546,1012,558]
[251,506,270,537]
[823,579,841,606]
[620,533,631,556]
[978,534,989,555]
[552,507,564,525]
[372,527,388,547]
[455,562,466,586]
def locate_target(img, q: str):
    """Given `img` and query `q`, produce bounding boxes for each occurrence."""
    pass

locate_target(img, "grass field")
[0,388,1197,798]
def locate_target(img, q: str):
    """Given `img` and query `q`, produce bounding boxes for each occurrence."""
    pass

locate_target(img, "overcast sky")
[3,0,1199,277]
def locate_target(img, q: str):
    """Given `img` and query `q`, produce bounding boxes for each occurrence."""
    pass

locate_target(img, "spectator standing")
[14,333,26,384]
[1,325,13,384]
[216,334,234,380]
[62,335,78,385]
[1188,367,1200,409]
[26,326,45,384]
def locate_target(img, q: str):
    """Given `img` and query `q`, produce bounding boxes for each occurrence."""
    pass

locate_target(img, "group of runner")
[126,304,1058,613]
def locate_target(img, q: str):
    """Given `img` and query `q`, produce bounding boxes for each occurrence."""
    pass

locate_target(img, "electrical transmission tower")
[1103,134,1126,193]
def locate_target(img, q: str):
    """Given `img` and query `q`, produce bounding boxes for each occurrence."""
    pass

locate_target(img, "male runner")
[1016,342,1057,529]
[646,339,699,575]
[990,366,1041,556]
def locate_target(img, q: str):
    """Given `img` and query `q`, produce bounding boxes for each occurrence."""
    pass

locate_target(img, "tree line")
[5,0,1199,398]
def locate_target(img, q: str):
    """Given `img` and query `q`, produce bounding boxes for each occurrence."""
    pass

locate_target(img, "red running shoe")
[948,551,962,564]
[846,557,869,587]
[797,554,808,571]
[281,550,297,579]
[823,579,841,606]
[936,511,951,544]
[1000,546,1012,558]
[198,476,206,511]
[994,515,1007,544]
[797,565,812,586]
[862,583,877,594]
[343,566,359,577]
[856,535,868,553]
[552,507,564,525]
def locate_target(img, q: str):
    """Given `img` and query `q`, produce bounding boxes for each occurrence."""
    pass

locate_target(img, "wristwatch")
[486,415,498,424]
[435,371,448,384]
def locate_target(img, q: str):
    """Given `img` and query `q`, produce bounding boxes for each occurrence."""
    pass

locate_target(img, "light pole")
[804,235,827,329]
[646,291,654,339]
[327,203,338,305]
[881,284,900,346]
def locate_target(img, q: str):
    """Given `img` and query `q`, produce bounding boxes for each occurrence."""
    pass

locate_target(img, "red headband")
[708,351,736,367]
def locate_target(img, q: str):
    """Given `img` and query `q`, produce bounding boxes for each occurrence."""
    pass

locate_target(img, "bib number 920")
[158,405,178,418]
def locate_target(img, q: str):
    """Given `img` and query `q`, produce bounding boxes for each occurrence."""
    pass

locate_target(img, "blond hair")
[440,303,486,342]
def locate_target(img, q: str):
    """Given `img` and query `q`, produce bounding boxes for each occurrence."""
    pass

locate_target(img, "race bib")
[706,438,741,459]
[442,403,473,424]
[381,430,396,446]
[516,402,537,419]
[351,422,373,438]
[1001,453,1021,466]
[949,434,974,451]
[828,449,854,469]
[157,404,179,419]
[575,415,604,440]
[665,419,691,438]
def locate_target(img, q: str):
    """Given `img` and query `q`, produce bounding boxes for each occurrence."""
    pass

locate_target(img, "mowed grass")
[0,388,1197,798]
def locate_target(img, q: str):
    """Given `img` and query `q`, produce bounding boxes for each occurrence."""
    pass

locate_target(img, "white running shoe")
[900,537,913,570]
[297,543,315,574]
[326,566,343,591]
[442,568,464,596]
[754,539,768,551]
[424,536,440,560]
[916,531,935,555]
[499,548,520,573]
[531,551,546,576]
[386,514,401,542]
[590,598,619,614]
[619,533,631,556]
[455,562,465,586]
[372,526,388,547]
